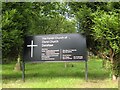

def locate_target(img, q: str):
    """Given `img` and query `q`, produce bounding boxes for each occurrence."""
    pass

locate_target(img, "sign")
[23,33,87,62]
[22,33,88,82]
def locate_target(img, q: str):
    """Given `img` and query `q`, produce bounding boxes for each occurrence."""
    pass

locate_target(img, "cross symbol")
[27,40,38,58]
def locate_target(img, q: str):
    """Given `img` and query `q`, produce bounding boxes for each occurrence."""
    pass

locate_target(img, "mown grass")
[2,58,118,88]
[0,64,2,89]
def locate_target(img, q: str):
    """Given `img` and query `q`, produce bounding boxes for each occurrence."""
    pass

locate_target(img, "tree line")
[2,2,120,80]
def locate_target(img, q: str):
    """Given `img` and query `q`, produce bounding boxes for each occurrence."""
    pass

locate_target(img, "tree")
[2,2,33,63]
[2,2,76,64]
[92,10,120,80]
[69,2,120,80]
[28,2,76,35]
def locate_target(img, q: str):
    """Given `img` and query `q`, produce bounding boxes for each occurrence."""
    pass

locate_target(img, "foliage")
[92,10,119,53]
[69,2,120,77]
[2,8,23,60]
[28,2,76,35]
[2,3,32,62]
[91,5,120,77]
[2,2,76,63]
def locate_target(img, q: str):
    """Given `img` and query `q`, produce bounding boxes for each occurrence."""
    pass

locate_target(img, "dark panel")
[23,34,87,62]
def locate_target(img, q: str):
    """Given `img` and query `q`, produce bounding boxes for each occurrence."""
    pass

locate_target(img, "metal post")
[22,61,25,82]
[85,60,88,82]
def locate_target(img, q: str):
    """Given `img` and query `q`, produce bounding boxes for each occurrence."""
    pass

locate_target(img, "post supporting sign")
[22,33,88,82]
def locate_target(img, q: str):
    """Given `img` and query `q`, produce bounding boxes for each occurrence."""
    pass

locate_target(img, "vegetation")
[69,2,120,80]
[2,58,118,88]
[2,2,120,82]
[2,2,76,63]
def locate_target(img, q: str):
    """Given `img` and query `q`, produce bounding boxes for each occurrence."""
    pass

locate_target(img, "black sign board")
[23,33,87,62]
[22,33,88,82]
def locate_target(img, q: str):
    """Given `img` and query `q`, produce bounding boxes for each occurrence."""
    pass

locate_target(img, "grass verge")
[2,58,118,88]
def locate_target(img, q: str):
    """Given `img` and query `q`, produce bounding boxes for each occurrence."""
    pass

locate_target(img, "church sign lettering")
[23,34,87,62]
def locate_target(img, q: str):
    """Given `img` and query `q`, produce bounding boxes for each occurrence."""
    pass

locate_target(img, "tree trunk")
[109,48,117,80]
[112,75,117,81]
[64,63,74,68]
[110,58,117,80]
[65,63,67,68]
[14,54,22,71]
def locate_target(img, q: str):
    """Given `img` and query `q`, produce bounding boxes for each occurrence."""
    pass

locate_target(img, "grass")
[2,58,118,88]
[0,64,2,89]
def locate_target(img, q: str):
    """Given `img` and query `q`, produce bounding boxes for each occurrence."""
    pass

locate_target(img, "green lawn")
[2,58,118,88]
